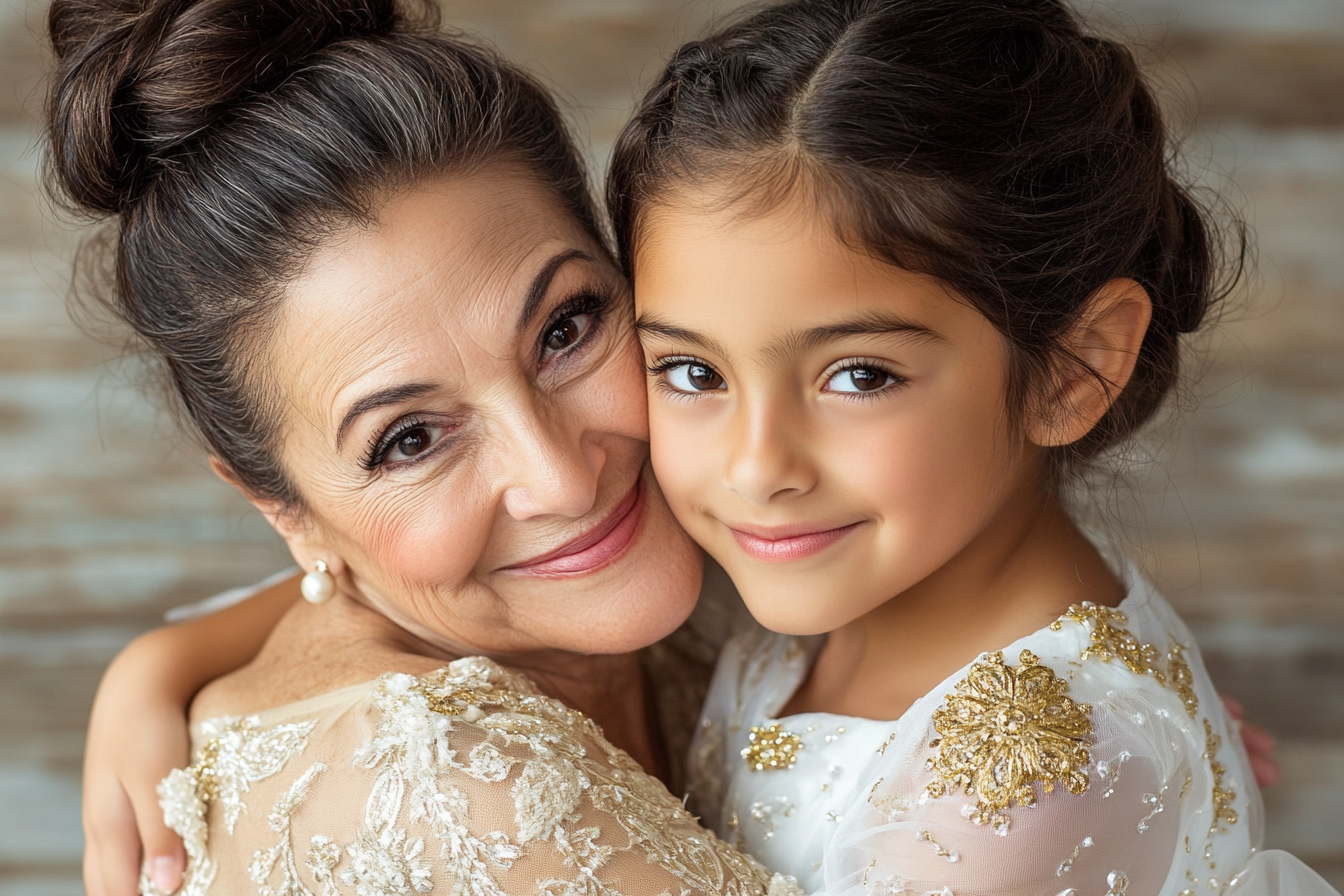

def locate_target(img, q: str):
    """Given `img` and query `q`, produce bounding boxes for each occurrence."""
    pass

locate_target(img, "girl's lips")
[501,479,645,577]
[728,522,860,563]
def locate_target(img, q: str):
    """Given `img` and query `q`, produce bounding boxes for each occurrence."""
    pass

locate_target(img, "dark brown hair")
[45,0,601,509]
[609,0,1243,473]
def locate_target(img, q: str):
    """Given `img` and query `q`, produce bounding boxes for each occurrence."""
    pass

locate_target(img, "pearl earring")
[300,560,336,605]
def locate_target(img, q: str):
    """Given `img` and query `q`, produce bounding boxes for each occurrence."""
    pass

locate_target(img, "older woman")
[50,1,792,894]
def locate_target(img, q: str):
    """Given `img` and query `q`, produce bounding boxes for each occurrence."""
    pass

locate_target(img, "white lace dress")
[151,655,803,896]
[689,568,1339,896]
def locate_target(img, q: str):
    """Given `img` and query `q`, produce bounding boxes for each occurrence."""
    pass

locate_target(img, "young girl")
[606,0,1337,893]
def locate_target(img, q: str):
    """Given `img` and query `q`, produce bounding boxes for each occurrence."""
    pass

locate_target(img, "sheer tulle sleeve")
[156,659,801,896]
[822,645,1219,896]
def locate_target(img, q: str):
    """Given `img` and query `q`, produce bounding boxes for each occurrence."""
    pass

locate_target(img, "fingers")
[83,779,145,896]
[126,778,185,895]
[1221,693,1245,720]
[1239,720,1281,789]
[1250,753,1283,789]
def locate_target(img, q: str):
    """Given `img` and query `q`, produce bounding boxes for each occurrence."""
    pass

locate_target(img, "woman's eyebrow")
[634,314,732,359]
[336,382,438,449]
[514,248,593,335]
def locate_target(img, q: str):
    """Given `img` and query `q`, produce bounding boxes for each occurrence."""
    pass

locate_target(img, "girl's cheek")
[648,409,708,517]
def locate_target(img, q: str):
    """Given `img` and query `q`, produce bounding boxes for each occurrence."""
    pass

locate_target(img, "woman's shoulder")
[167,656,792,896]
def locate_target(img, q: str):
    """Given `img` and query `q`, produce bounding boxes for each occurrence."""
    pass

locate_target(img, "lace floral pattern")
[152,658,802,896]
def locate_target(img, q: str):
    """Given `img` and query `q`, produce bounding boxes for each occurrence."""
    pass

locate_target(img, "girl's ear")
[1029,278,1153,448]
[207,456,346,578]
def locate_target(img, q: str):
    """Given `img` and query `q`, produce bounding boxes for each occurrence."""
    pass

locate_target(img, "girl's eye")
[664,362,727,393]
[825,365,899,394]
[543,312,593,355]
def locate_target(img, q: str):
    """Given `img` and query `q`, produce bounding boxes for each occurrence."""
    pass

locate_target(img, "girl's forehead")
[633,194,971,342]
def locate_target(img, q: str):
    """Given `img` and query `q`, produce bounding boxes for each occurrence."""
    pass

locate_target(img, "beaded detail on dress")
[151,657,804,896]
[690,569,1339,896]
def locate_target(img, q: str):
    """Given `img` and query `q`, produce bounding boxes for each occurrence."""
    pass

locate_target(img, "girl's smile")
[726,520,862,563]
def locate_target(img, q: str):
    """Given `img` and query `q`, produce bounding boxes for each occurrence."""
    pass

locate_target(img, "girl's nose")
[722,399,817,505]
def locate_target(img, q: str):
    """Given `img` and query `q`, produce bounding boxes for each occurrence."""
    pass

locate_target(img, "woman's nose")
[497,408,602,521]
[722,398,816,505]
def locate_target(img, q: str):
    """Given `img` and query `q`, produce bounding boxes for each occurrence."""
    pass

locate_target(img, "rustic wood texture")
[1,1,1340,893]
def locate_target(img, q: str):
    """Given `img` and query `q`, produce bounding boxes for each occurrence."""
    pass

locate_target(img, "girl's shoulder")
[163,657,793,896]
[826,581,1261,896]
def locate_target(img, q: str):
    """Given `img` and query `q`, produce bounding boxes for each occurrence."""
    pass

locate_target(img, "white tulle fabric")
[690,566,1339,896]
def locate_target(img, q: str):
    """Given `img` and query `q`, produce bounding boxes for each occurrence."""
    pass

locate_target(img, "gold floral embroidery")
[1205,719,1239,832]
[1050,604,1166,684]
[741,724,804,772]
[1167,644,1199,718]
[925,650,1093,831]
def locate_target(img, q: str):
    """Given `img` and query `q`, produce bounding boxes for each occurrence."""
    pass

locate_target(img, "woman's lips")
[501,479,645,577]
[728,521,860,563]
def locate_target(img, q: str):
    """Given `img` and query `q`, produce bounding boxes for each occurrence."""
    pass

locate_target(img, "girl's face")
[635,188,1044,636]
[256,165,702,657]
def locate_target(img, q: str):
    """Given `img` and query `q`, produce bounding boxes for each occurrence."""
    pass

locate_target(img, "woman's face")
[259,165,702,657]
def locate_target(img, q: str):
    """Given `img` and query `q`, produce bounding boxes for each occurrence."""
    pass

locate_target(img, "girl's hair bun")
[46,0,429,215]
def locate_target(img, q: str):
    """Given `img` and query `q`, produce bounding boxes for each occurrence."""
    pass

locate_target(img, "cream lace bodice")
[691,569,1339,896]
[151,656,801,896]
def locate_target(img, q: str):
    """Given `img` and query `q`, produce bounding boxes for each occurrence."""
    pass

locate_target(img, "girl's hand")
[82,632,189,896]
[1223,694,1282,788]
[81,573,303,896]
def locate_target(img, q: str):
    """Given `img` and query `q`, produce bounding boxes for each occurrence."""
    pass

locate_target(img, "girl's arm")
[82,573,301,896]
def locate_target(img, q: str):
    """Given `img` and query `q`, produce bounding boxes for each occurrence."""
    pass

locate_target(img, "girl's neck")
[781,484,1125,721]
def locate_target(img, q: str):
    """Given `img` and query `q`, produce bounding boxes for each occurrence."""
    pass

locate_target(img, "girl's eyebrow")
[635,311,944,362]
[634,314,733,359]
[783,313,946,354]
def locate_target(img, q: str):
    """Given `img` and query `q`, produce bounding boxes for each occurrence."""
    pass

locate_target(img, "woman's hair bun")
[46,0,433,215]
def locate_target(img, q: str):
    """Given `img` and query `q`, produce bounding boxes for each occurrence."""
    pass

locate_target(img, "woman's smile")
[502,476,646,577]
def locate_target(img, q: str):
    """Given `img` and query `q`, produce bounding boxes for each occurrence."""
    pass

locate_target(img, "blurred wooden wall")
[1,1,1340,892]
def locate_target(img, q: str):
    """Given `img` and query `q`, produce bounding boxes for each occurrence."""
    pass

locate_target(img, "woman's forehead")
[269,169,608,425]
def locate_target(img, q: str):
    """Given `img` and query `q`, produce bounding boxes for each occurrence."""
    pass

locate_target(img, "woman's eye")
[543,312,593,355]
[664,362,726,393]
[387,424,442,462]
[825,366,897,394]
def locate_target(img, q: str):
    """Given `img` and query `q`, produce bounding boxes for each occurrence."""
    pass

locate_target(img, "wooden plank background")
[1,0,1340,892]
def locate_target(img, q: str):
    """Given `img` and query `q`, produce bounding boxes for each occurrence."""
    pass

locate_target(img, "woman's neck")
[782,485,1125,721]
[197,598,668,781]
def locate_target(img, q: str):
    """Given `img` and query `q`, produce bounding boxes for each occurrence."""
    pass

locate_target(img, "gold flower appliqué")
[742,724,804,772]
[926,649,1093,830]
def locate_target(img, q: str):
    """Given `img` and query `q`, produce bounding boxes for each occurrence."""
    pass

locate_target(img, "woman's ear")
[1029,278,1153,448]
[207,455,346,578]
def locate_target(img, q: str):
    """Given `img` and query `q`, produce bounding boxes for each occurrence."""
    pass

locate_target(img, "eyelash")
[537,289,612,365]
[822,358,909,400]
[645,355,713,400]
[361,416,438,471]
[645,356,909,400]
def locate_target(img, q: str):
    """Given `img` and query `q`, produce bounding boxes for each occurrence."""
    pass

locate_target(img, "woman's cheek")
[349,482,492,595]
